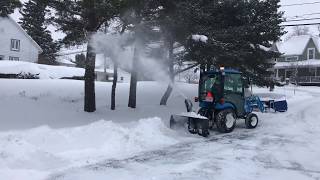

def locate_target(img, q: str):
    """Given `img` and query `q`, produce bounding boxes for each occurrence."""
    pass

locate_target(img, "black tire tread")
[216,109,236,133]
[245,113,259,129]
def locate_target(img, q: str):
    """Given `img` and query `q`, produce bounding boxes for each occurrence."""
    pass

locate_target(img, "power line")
[282,1,320,7]
[285,12,320,20]
[280,22,320,27]
[285,17,320,22]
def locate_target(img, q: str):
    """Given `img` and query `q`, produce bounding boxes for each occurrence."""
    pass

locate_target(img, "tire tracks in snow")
[47,89,320,180]
[253,92,320,179]
[47,132,258,180]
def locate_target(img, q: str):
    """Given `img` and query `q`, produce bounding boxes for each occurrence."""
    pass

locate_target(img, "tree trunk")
[111,62,118,110]
[160,38,174,105]
[84,32,96,112]
[128,46,139,108]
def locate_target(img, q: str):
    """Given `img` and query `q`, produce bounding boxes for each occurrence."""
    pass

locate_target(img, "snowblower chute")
[170,68,266,137]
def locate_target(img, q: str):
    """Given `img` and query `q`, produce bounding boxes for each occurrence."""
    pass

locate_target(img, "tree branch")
[174,63,199,76]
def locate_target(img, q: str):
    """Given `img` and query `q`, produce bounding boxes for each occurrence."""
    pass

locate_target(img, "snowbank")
[0,61,133,82]
[0,61,84,79]
[0,118,180,180]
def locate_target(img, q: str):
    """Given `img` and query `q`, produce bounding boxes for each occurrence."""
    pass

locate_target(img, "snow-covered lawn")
[0,61,84,79]
[0,79,320,180]
[0,60,130,80]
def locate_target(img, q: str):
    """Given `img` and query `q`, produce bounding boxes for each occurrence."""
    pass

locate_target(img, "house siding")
[0,18,40,63]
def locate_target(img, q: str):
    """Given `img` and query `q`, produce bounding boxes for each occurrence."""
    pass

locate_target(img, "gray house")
[273,35,320,85]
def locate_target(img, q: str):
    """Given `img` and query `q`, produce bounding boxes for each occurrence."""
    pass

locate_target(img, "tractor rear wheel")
[216,109,236,133]
[245,113,258,129]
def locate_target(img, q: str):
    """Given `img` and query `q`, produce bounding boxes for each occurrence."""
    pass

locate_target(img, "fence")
[290,76,320,84]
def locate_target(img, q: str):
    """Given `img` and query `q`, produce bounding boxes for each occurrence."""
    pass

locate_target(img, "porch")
[290,76,320,85]
[274,61,320,85]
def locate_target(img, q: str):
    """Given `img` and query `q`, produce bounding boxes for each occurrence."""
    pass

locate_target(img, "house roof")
[7,16,43,53]
[312,36,320,53]
[276,35,315,56]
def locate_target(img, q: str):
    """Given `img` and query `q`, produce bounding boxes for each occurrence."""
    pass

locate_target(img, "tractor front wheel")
[216,109,236,133]
[245,113,259,129]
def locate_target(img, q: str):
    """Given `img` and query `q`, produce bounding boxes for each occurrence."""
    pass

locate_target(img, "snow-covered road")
[0,80,320,180]
[47,87,320,180]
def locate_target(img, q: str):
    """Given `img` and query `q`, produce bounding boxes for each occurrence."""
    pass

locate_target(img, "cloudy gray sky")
[11,0,320,41]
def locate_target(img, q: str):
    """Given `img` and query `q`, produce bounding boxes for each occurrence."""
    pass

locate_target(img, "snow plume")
[92,32,127,63]
[91,32,171,83]
[137,52,171,82]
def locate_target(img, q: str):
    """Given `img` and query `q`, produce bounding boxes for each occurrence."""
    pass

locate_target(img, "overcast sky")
[10,0,320,41]
[280,0,320,39]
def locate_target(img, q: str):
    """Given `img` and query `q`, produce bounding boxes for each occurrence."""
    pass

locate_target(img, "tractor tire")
[245,113,259,129]
[216,109,236,133]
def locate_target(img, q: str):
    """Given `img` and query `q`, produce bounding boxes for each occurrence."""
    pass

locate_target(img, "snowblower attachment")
[170,99,209,137]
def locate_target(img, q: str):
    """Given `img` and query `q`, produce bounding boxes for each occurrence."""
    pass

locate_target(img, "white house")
[0,16,42,62]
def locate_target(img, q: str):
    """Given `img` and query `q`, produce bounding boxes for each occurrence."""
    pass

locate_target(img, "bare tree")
[285,26,311,41]
[183,70,198,84]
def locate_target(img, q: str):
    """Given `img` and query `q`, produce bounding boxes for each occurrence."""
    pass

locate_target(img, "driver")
[211,78,222,98]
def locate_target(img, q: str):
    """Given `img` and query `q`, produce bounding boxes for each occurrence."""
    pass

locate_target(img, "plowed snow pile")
[0,61,84,79]
[0,118,180,180]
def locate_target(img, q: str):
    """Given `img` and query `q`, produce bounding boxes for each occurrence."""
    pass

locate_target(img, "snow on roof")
[95,68,114,74]
[276,35,313,56]
[56,58,76,65]
[312,36,320,53]
[192,35,208,43]
[6,16,43,53]
[57,45,87,56]
[275,59,320,68]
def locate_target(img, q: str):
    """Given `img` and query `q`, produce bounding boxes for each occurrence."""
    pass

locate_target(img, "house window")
[10,39,20,51]
[0,55,4,60]
[308,48,315,60]
[9,56,19,61]
[285,56,299,62]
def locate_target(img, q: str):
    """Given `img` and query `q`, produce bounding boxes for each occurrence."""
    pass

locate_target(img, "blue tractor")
[170,67,265,137]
